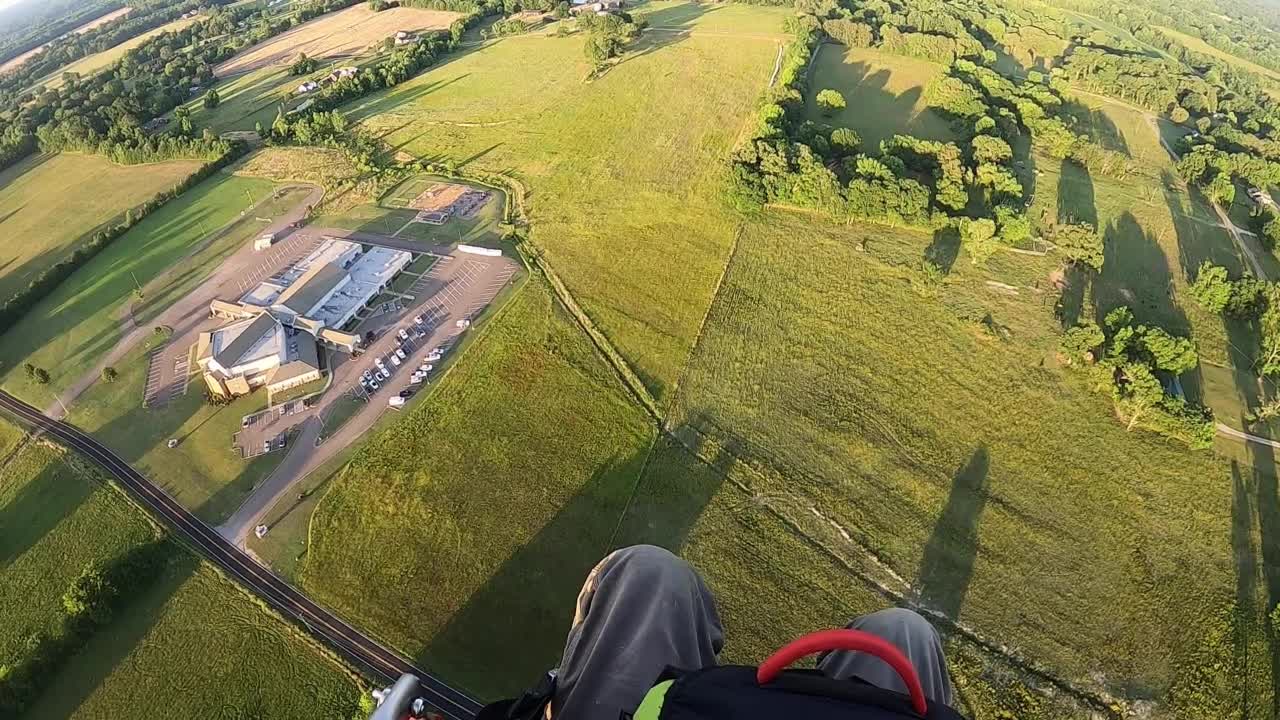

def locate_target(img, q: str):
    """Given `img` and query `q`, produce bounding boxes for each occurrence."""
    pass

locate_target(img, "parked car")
[263,440,271,453]
[255,524,269,539]
[399,389,413,398]
[376,369,389,381]
[456,318,471,329]
[390,355,402,367]
[398,328,410,341]
[368,379,380,391]
[426,349,442,362]
[242,417,251,428]
[419,363,433,373]
[395,348,407,360]
[413,314,424,325]
[277,434,287,449]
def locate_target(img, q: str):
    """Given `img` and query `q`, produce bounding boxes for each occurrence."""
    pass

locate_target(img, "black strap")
[475,671,557,720]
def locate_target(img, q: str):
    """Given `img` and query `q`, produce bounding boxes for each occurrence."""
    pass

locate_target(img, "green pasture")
[298,279,655,699]
[342,0,792,401]
[665,209,1271,715]
[0,170,276,403]
[805,44,958,149]
[0,152,200,303]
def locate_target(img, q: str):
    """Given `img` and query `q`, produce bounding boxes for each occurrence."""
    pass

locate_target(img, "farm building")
[394,30,419,45]
[297,80,319,93]
[571,0,621,10]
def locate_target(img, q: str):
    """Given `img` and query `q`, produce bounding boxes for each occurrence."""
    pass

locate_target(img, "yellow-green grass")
[0,152,201,303]
[131,184,314,324]
[0,437,157,661]
[806,44,957,149]
[316,174,505,247]
[0,424,360,719]
[234,146,376,213]
[298,278,656,699]
[665,209,1271,715]
[1155,25,1280,83]
[179,60,356,134]
[0,171,277,403]
[343,0,792,401]
[34,16,201,89]
[66,331,284,523]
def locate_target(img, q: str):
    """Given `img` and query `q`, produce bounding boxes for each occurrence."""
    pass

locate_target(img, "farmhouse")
[297,80,319,93]
[394,30,419,45]
[199,238,411,398]
[571,0,621,11]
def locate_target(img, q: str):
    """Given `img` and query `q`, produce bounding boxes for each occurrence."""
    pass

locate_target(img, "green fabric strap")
[632,680,675,720]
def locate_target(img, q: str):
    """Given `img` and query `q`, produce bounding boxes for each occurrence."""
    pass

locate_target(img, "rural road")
[218,231,519,543]
[0,389,483,720]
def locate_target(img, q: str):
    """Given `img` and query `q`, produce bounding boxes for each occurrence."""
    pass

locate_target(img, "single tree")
[1114,361,1164,431]
[203,88,221,110]
[23,362,35,379]
[959,217,999,265]
[1052,222,1104,270]
[1189,261,1232,313]
[816,88,846,116]
[1170,106,1190,124]
[829,127,861,155]
[1061,320,1105,363]
[33,368,50,385]
[102,367,118,383]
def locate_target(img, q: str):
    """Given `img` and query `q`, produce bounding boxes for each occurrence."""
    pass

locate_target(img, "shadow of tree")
[916,446,989,621]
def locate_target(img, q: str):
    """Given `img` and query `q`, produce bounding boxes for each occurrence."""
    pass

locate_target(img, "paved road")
[0,389,483,720]
[48,185,326,418]
[219,233,519,542]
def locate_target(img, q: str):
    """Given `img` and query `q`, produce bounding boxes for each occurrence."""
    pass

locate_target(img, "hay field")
[0,152,201,304]
[806,44,957,149]
[215,4,461,76]
[344,0,793,401]
[0,7,132,74]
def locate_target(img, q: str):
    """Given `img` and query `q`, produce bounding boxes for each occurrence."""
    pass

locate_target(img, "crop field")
[0,171,276,403]
[215,4,461,76]
[317,174,505,246]
[805,44,957,148]
[34,16,202,89]
[344,0,792,401]
[0,6,133,74]
[298,279,656,698]
[0,152,201,303]
[660,209,1271,715]
[0,435,157,662]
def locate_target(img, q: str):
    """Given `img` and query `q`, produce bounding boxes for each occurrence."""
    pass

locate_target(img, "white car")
[456,318,471,329]
[395,348,407,360]
[419,363,433,373]
[255,524,269,539]
[410,372,423,384]
[413,314,423,325]
[426,350,442,362]
[376,369,388,381]
[390,355,402,366]
[374,358,387,370]
[398,328,410,341]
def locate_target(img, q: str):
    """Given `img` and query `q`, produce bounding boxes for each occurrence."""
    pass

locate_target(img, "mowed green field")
[0,170,277,403]
[299,279,656,698]
[344,0,792,401]
[806,44,957,149]
[0,152,201,303]
[664,208,1271,715]
[0,422,361,719]
[317,174,506,247]
[180,64,318,134]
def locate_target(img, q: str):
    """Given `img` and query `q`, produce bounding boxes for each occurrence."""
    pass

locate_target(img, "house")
[297,80,319,94]
[333,66,358,80]
[571,0,621,13]
[394,30,419,45]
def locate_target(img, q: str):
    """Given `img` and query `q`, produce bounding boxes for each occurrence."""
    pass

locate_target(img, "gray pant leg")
[551,545,724,720]
[817,608,953,706]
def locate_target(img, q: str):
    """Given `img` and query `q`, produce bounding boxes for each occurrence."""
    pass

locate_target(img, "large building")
[198,238,411,398]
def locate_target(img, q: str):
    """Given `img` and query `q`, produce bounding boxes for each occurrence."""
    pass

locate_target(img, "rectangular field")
[343,0,793,401]
[0,170,276,402]
[0,6,132,74]
[805,44,958,149]
[214,4,461,76]
[0,152,201,304]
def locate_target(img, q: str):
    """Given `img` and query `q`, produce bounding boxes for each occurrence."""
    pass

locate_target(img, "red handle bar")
[756,629,928,716]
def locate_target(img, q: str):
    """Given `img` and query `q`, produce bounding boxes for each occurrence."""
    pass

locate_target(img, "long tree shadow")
[1233,461,1264,718]
[1054,158,1098,328]
[1093,211,1191,337]
[916,447,989,621]
[0,453,94,571]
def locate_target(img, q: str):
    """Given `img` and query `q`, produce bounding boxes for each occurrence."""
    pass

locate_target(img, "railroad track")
[0,390,481,720]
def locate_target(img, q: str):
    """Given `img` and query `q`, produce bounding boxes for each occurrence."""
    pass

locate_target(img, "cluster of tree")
[0,0,121,69]
[0,541,171,716]
[579,11,645,68]
[0,0,220,101]
[35,113,231,164]
[1189,261,1280,376]
[0,140,246,334]
[1061,307,1213,447]
[291,52,321,75]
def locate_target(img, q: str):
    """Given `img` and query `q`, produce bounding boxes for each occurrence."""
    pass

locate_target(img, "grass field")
[0,420,361,719]
[34,16,201,89]
[234,146,376,213]
[663,209,1270,715]
[66,330,284,523]
[0,152,201,303]
[316,174,505,247]
[0,170,277,403]
[215,4,461,75]
[298,278,656,698]
[1156,25,1280,83]
[343,0,791,401]
[805,44,957,149]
